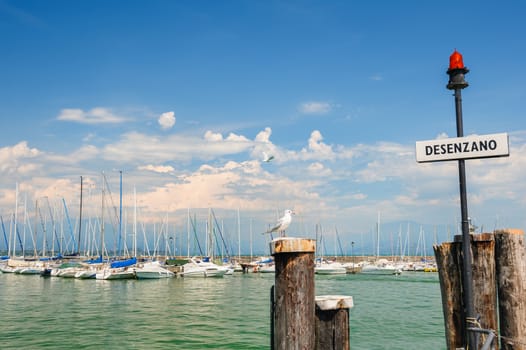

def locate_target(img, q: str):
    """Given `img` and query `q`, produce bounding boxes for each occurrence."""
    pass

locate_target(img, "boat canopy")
[110,257,137,269]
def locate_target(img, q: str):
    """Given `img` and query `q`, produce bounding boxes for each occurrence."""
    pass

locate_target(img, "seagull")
[264,209,294,237]
[262,152,274,163]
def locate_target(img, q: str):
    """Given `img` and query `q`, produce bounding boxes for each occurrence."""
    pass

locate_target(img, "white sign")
[416,132,509,163]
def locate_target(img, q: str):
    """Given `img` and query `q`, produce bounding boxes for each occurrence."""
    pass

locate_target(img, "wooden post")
[315,295,353,350]
[434,241,464,349]
[494,229,526,350]
[471,233,499,349]
[271,237,316,350]
[435,234,500,350]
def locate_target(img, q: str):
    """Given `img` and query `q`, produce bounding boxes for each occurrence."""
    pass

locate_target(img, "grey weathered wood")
[434,241,464,349]
[271,237,316,350]
[494,229,526,350]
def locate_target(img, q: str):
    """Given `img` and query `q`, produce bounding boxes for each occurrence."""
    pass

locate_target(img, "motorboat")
[315,260,346,275]
[134,261,175,279]
[181,257,226,278]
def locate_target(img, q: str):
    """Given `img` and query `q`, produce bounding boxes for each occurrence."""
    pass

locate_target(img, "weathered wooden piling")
[494,229,526,350]
[315,295,353,350]
[435,229,525,350]
[271,237,316,350]
[434,241,464,349]
[434,233,499,350]
[470,233,499,348]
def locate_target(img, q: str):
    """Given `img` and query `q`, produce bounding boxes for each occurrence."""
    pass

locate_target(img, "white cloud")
[0,141,40,174]
[102,129,256,164]
[299,101,332,114]
[308,162,332,176]
[300,130,335,160]
[138,164,175,173]
[44,145,100,165]
[158,111,176,130]
[57,107,127,124]
[226,133,250,142]
[204,131,223,141]
[255,127,272,143]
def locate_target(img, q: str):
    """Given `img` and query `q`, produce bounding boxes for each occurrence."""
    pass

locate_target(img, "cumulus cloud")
[45,144,100,165]
[0,141,40,174]
[226,133,250,142]
[158,111,176,130]
[299,130,334,160]
[103,129,255,164]
[204,131,223,141]
[299,101,332,114]
[57,107,127,124]
[255,127,272,143]
[138,164,175,173]
[308,162,332,176]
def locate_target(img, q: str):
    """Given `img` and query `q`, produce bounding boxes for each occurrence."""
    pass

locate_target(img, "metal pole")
[447,50,475,348]
[454,88,476,348]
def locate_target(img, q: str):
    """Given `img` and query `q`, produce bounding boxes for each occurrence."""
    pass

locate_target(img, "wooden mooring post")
[315,295,354,350]
[271,237,316,350]
[434,229,525,350]
[270,237,353,349]
[494,229,526,350]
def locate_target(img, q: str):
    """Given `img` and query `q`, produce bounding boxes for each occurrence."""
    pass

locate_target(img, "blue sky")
[1,0,525,256]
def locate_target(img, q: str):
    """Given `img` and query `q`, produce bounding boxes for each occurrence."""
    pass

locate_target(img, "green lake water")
[0,272,445,349]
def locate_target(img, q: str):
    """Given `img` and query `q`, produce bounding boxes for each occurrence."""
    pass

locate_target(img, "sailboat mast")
[186,208,190,258]
[133,186,137,258]
[249,218,253,261]
[11,182,19,257]
[237,208,241,260]
[118,170,122,256]
[376,212,381,258]
[78,176,83,255]
[207,208,213,259]
[100,173,105,260]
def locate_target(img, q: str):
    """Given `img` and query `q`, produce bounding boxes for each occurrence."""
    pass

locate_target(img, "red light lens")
[449,50,465,70]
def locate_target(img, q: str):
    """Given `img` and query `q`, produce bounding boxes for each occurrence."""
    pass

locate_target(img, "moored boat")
[95,257,137,280]
[361,259,402,275]
[315,260,346,275]
[134,261,175,279]
[181,257,226,278]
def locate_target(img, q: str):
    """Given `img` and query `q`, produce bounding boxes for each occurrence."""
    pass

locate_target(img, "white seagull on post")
[264,209,294,237]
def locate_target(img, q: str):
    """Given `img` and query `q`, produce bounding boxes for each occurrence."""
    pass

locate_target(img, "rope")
[499,335,526,347]
[466,317,491,349]
[464,316,526,349]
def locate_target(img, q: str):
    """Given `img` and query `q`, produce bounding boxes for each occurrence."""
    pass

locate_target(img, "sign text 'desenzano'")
[415,132,509,163]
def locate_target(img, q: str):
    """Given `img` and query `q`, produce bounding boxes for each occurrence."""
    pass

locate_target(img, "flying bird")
[262,152,274,163]
[264,209,294,237]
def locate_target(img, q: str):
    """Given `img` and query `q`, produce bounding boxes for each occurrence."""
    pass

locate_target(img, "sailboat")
[361,213,402,275]
[314,224,346,275]
[96,257,137,280]
[95,171,136,280]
